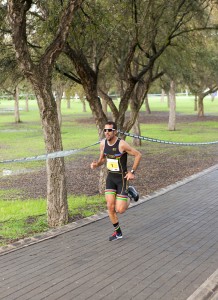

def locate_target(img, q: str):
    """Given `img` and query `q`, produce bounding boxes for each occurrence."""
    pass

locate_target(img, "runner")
[91,121,142,241]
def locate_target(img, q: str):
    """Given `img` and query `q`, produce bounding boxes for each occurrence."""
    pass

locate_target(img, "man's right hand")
[90,161,98,169]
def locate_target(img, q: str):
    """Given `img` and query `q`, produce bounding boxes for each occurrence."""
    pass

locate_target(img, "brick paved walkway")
[0,165,218,300]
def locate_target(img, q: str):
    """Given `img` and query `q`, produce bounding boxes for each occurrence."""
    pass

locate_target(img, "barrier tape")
[1,131,218,164]
[0,141,100,164]
[118,130,218,146]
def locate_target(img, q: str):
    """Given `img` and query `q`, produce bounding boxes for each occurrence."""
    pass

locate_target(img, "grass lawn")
[0,195,105,246]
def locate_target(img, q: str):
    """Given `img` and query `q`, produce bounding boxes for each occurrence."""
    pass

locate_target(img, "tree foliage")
[54,0,218,134]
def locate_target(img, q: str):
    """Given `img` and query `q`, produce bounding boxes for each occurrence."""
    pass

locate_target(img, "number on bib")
[107,158,120,171]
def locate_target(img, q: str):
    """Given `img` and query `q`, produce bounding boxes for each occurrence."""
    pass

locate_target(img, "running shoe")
[127,186,139,202]
[109,231,123,241]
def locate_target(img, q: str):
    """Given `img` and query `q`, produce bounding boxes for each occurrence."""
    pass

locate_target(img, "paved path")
[1,165,218,300]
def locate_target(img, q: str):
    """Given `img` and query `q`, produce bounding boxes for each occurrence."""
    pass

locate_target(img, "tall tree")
[7,0,83,227]
[59,0,217,134]
[188,43,218,116]
[52,0,218,193]
[0,8,24,123]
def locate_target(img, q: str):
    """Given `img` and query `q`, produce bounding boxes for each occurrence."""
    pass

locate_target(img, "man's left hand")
[124,171,135,180]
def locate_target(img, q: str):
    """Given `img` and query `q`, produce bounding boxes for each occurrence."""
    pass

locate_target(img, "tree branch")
[98,88,119,119]
[40,0,84,68]
[55,64,81,84]
[8,0,83,77]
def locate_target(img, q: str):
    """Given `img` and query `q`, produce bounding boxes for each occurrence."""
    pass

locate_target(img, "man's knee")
[107,201,115,211]
[116,200,129,213]
[116,207,126,214]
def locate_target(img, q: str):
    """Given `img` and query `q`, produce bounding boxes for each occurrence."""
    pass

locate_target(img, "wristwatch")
[130,169,135,174]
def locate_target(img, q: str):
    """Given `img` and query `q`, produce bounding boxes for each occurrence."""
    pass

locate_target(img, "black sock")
[113,222,122,235]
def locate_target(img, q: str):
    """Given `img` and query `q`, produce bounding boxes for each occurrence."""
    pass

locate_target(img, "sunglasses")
[104,128,116,133]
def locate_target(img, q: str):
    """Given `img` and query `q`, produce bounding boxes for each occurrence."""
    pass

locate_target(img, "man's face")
[104,125,116,141]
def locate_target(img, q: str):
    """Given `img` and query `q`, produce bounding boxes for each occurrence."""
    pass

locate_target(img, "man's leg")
[105,173,125,241]
[105,192,118,224]
[115,174,130,214]
[115,194,130,214]
[105,192,123,241]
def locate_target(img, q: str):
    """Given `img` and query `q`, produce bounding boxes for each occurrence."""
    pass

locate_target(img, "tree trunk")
[65,88,72,109]
[198,95,204,117]
[101,97,108,115]
[161,89,165,102]
[67,99,71,109]
[99,83,110,116]
[55,86,64,128]
[34,81,68,227]
[14,86,21,123]
[46,157,68,227]
[98,88,118,121]
[194,94,198,111]
[211,93,215,102]
[98,165,107,194]
[82,100,86,112]
[132,116,141,146]
[168,80,176,131]
[145,95,151,114]
[167,93,170,108]
[56,98,62,128]
[25,94,29,112]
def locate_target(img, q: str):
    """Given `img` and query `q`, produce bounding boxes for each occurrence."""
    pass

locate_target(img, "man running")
[91,121,142,241]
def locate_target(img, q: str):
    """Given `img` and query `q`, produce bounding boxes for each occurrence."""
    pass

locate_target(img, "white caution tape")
[118,130,218,146]
[0,141,100,164]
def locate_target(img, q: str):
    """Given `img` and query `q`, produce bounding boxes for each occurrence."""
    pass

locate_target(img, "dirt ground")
[1,112,218,200]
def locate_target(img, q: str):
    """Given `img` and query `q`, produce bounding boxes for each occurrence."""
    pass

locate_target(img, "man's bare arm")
[119,140,142,180]
[90,140,106,169]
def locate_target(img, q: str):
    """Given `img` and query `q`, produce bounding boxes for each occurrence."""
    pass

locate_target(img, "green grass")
[0,195,106,246]
[0,100,97,161]
[0,95,218,247]
[147,95,218,114]
[1,97,217,163]
[140,121,218,143]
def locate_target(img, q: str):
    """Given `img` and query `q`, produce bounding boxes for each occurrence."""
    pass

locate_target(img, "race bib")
[107,158,120,171]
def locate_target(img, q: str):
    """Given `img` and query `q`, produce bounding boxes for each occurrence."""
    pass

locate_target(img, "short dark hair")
[105,121,117,130]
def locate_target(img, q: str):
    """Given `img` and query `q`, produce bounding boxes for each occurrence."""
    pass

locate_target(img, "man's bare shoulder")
[100,139,106,149]
[119,139,142,156]
[119,139,131,151]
